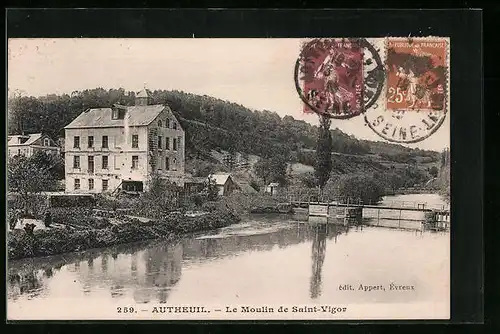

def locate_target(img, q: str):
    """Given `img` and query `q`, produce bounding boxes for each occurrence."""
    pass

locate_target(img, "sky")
[8,38,449,151]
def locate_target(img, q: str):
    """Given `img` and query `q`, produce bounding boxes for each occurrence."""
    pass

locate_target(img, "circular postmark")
[294,38,384,119]
[364,108,447,143]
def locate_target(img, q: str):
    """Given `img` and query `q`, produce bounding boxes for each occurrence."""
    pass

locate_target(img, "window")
[158,136,162,149]
[132,135,139,148]
[73,156,80,169]
[173,122,177,130]
[102,156,109,169]
[173,138,177,151]
[165,157,170,170]
[44,138,50,146]
[102,179,109,191]
[17,149,21,155]
[74,136,80,148]
[165,137,170,150]
[102,135,108,148]
[88,136,94,148]
[74,179,80,190]
[114,156,120,170]
[177,136,182,149]
[88,156,94,173]
[132,156,139,169]
[112,108,119,119]
[158,120,162,127]
[166,119,170,128]
[172,158,177,171]
[89,178,94,190]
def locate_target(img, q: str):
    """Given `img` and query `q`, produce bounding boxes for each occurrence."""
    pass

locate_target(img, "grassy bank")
[8,209,240,261]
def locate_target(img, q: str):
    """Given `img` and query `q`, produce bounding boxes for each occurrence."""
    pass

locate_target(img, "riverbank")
[8,209,240,260]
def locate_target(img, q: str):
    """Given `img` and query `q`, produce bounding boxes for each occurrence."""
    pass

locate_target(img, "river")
[7,194,450,320]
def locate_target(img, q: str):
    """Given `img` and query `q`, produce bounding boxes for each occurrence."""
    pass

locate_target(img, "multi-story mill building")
[64,88,185,193]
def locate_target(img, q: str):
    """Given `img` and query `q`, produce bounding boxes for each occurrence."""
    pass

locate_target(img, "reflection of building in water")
[309,224,328,299]
[7,221,347,302]
[141,243,183,303]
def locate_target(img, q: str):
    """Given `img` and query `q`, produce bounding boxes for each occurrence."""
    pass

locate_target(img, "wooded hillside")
[8,88,440,165]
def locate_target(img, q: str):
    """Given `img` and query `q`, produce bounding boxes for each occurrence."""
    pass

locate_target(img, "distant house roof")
[8,133,46,146]
[268,182,280,187]
[64,104,171,129]
[185,176,207,184]
[235,181,257,194]
[136,88,152,98]
[208,173,232,186]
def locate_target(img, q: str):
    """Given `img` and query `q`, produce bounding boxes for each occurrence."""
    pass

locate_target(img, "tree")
[138,173,182,217]
[204,176,219,201]
[428,165,439,178]
[314,115,333,196]
[329,175,384,204]
[30,150,65,180]
[299,172,318,188]
[8,155,57,214]
[438,148,450,203]
[254,155,288,186]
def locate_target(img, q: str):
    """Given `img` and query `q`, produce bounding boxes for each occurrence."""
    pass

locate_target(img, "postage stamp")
[385,37,448,111]
[295,38,365,119]
[363,37,450,144]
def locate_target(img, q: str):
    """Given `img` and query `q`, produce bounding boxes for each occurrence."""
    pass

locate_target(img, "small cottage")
[208,173,239,196]
[8,133,60,158]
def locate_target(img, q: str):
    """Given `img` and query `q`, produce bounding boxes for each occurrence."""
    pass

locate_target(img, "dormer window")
[43,138,50,146]
[173,122,177,130]
[112,108,119,120]
[158,120,162,127]
[111,105,127,120]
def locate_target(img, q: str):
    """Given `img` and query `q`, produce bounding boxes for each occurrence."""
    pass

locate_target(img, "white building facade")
[64,89,185,194]
[8,133,59,158]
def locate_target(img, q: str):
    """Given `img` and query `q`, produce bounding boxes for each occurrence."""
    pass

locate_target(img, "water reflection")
[8,220,348,304]
[310,224,327,299]
[7,215,447,306]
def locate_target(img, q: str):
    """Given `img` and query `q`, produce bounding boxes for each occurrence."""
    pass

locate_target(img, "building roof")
[235,181,257,194]
[185,176,207,184]
[64,104,169,129]
[136,88,151,98]
[208,173,232,186]
[8,133,44,146]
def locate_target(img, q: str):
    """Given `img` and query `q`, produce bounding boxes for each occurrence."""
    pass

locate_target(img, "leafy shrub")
[201,201,218,212]
[49,194,95,208]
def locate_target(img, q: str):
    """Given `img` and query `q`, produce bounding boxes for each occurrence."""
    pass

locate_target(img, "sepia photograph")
[7,37,451,320]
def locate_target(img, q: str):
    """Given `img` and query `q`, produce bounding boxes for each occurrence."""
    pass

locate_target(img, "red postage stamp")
[295,38,365,119]
[385,38,448,111]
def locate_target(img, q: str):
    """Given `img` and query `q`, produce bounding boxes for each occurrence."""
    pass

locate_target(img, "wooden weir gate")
[287,199,450,230]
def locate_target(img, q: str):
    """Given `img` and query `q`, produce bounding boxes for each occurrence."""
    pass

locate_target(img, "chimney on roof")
[135,83,152,106]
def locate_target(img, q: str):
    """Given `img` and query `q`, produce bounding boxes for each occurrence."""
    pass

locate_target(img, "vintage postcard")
[7,38,450,320]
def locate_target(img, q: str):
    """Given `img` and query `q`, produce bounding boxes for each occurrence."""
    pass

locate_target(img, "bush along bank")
[8,209,240,260]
